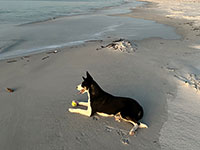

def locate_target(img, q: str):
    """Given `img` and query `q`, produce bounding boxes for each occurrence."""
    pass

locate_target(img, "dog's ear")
[82,76,86,80]
[86,71,93,80]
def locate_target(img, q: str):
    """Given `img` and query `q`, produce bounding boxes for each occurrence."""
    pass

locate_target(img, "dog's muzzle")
[77,84,86,94]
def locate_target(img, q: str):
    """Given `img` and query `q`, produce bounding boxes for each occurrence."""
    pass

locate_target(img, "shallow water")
[0,0,126,25]
[0,0,180,60]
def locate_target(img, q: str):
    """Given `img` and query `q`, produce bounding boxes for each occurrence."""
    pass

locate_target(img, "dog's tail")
[139,122,148,128]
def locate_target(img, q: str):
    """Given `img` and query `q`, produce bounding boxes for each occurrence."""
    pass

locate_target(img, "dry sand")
[0,40,168,150]
[127,0,200,149]
[1,0,200,150]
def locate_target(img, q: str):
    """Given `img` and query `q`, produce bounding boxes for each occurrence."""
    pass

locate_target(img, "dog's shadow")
[109,84,167,128]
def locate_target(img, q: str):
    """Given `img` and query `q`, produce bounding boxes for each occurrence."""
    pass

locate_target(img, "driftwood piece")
[98,39,137,53]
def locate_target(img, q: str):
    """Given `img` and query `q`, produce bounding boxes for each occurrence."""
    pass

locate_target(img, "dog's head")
[77,71,94,94]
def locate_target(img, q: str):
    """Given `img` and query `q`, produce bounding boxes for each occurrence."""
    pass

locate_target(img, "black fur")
[82,72,144,124]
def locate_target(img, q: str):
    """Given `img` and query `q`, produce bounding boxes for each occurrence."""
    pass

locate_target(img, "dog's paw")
[115,116,121,122]
[129,126,138,136]
[114,112,122,122]
[139,123,148,128]
[129,130,135,136]
[121,138,130,145]
[68,108,75,113]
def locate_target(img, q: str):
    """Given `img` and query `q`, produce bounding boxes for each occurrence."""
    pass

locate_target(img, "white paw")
[114,112,122,122]
[129,130,135,136]
[115,117,121,122]
[139,123,148,128]
[68,108,75,113]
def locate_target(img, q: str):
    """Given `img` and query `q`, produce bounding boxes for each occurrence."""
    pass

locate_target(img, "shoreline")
[0,0,139,61]
[0,0,179,61]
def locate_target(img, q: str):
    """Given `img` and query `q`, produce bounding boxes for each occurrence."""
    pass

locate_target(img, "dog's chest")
[87,91,92,115]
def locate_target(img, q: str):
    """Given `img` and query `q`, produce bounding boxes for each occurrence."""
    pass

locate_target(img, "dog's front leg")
[68,108,91,117]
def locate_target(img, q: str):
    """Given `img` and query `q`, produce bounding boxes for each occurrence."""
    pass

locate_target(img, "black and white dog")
[69,72,148,135]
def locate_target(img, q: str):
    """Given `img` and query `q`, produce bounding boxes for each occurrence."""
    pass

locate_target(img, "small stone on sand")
[6,88,14,93]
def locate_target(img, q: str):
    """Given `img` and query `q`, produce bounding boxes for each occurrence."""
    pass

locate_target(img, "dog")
[69,72,148,135]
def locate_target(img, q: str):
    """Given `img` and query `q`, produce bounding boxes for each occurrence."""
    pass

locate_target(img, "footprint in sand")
[121,138,130,145]
[105,126,112,132]
[7,60,17,63]
[92,116,99,121]
[105,125,130,145]
[42,56,50,60]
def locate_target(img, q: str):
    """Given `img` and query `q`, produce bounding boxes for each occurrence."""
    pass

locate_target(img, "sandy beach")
[1,0,200,150]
